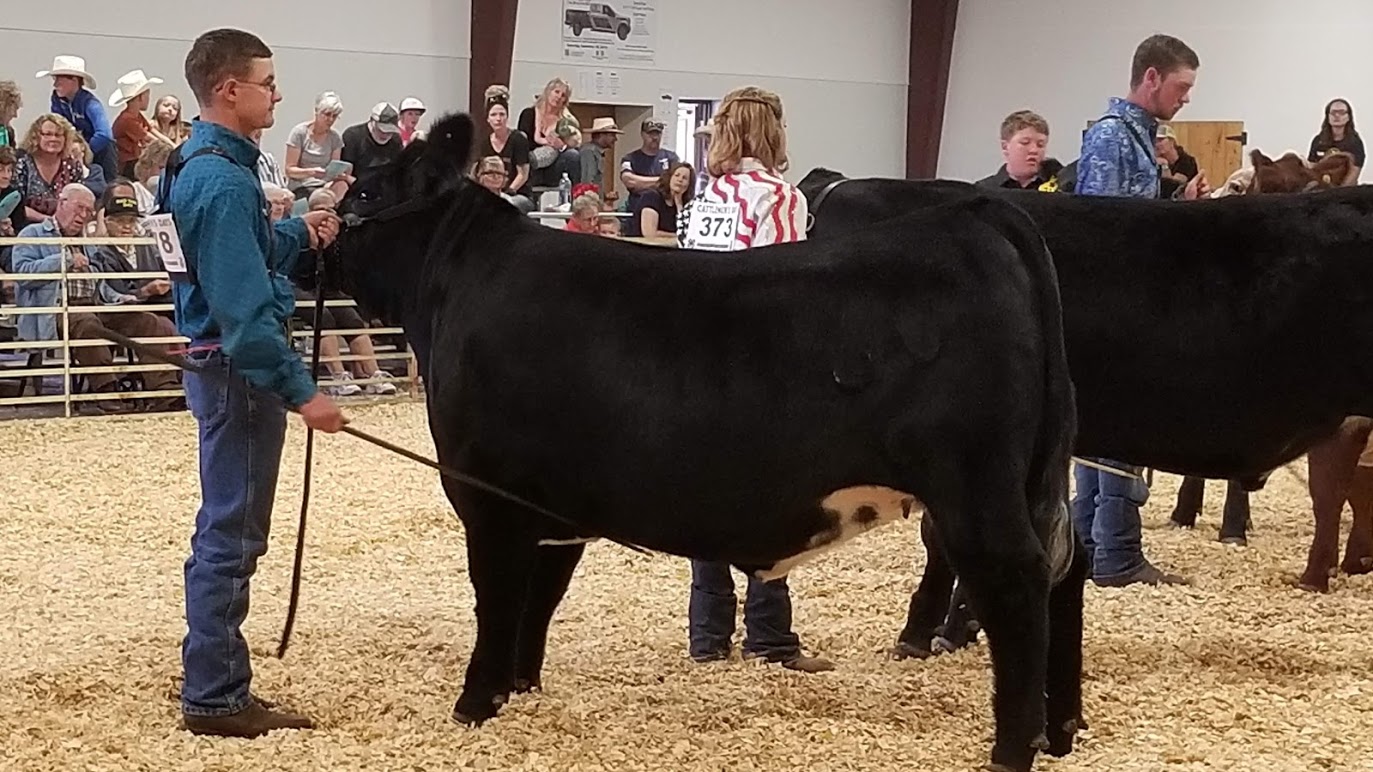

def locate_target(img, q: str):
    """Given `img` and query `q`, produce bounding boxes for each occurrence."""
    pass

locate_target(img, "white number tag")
[142,214,189,276]
[683,201,741,251]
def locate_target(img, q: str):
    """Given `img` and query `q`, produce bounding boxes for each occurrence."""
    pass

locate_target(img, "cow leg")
[513,544,586,693]
[893,515,954,660]
[927,469,1051,771]
[932,578,981,654]
[1340,465,1373,575]
[1218,480,1251,546]
[1044,530,1089,758]
[1168,476,1205,529]
[1298,436,1363,592]
[452,521,537,725]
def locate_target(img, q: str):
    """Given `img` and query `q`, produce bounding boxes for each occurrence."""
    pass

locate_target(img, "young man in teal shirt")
[170,27,348,738]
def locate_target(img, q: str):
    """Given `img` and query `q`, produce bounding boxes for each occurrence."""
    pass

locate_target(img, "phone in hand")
[323,160,353,182]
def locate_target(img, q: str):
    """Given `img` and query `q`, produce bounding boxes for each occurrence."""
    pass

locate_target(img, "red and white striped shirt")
[683,158,808,250]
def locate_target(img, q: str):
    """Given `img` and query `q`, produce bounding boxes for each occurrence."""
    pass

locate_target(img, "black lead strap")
[276,248,329,658]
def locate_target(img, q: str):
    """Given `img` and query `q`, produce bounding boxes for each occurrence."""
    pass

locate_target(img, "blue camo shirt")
[1075,97,1160,199]
[169,119,318,407]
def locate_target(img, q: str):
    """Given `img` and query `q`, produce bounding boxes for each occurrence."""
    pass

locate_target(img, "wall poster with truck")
[561,1,656,65]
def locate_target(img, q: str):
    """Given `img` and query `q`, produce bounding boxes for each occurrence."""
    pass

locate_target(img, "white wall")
[0,2,470,171]
[508,0,910,190]
[939,0,1373,183]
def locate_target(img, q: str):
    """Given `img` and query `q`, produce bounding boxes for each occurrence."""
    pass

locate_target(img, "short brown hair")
[1131,34,1199,89]
[0,145,15,169]
[1000,110,1049,142]
[184,28,273,106]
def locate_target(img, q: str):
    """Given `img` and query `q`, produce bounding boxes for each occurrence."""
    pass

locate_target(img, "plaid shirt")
[64,246,99,304]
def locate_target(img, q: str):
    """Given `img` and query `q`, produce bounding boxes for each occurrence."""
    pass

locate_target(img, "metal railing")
[0,234,420,418]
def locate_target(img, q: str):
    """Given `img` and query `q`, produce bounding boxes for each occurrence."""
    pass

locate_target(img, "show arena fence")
[0,234,419,419]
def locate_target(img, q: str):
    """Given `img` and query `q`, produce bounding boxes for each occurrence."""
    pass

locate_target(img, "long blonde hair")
[22,113,81,159]
[706,86,788,177]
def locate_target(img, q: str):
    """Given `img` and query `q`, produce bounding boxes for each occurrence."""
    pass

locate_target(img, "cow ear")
[422,113,476,175]
[1250,149,1272,167]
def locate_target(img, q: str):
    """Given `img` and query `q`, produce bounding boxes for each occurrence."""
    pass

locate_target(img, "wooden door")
[1161,120,1246,185]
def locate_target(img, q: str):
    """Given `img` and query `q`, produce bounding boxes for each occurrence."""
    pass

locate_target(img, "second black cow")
[802,168,1373,654]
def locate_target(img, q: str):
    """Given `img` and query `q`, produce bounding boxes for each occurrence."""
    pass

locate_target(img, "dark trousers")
[688,560,801,662]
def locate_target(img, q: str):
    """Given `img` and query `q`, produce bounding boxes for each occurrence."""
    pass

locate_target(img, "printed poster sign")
[562,1,655,65]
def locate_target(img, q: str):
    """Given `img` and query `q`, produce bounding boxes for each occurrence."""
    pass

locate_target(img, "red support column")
[905,0,959,179]
[469,0,520,119]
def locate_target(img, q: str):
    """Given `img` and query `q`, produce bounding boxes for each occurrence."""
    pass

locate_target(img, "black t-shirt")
[479,130,532,196]
[626,188,678,238]
[1308,131,1366,167]
[340,123,404,180]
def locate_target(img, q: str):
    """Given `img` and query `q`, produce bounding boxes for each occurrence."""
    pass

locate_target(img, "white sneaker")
[327,371,363,396]
[366,373,398,395]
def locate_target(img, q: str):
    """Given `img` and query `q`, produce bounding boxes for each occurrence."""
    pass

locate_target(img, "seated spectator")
[580,118,623,203]
[308,187,337,212]
[1308,98,1363,185]
[597,215,622,238]
[11,183,180,413]
[1155,124,1199,199]
[631,161,694,238]
[976,110,1060,190]
[473,155,522,208]
[39,54,119,182]
[0,80,21,148]
[518,78,582,189]
[152,95,191,146]
[109,69,172,179]
[90,183,172,311]
[15,114,88,224]
[341,102,404,183]
[0,146,19,274]
[476,87,534,210]
[620,120,680,221]
[69,134,108,203]
[286,92,346,199]
[132,139,174,214]
[262,183,294,221]
[398,97,427,145]
[565,191,602,233]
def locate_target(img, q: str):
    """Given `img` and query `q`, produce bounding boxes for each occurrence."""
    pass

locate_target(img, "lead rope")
[276,247,329,659]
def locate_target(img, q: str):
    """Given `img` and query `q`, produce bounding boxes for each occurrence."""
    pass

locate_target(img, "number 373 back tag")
[142,213,190,278]
[683,201,742,252]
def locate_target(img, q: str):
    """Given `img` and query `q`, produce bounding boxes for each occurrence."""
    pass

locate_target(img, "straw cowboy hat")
[36,55,97,90]
[108,69,164,107]
[588,117,623,135]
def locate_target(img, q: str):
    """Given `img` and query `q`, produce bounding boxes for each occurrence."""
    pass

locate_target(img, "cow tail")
[975,195,1078,586]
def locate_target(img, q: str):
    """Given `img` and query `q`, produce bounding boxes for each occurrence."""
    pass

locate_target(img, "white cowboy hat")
[588,117,623,134]
[399,96,427,114]
[36,55,97,90]
[108,69,164,108]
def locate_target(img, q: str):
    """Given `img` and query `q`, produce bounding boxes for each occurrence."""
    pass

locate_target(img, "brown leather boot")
[181,699,314,738]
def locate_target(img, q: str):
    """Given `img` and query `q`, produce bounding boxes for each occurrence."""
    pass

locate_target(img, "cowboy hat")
[36,55,96,90]
[108,69,164,108]
[588,117,623,134]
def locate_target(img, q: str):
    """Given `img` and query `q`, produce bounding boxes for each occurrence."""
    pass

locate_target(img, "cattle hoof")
[1219,535,1248,547]
[1167,517,1196,530]
[1341,557,1373,576]
[1030,733,1051,751]
[931,636,956,655]
[1293,575,1330,593]
[1046,719,1078,757]
[451,694,505,726]
[888,641,932,660]
[513,678,541,693]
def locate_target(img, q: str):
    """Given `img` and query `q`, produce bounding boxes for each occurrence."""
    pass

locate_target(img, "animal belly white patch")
[755,486,922,581]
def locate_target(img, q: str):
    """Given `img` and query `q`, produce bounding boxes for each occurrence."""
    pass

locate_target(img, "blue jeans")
[180,350,288,716]
[1070,458,1150,581]
[688,560,801,662]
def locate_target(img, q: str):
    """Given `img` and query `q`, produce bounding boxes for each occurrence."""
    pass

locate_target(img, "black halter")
[805,177,848,233]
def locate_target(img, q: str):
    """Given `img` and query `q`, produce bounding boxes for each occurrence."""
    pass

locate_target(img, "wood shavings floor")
[2,402,1371,771]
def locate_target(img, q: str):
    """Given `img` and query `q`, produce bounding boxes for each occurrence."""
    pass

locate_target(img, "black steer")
[332,113,1084,771]
[801,168,1373,654]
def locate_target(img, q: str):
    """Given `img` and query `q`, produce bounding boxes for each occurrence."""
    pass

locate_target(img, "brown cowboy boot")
[181,698,314,738]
